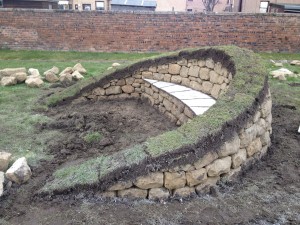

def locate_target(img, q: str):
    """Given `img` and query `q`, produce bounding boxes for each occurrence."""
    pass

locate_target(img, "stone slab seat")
[143,78,216,115]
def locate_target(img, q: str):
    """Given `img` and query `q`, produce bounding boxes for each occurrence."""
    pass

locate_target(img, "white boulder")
[12,72,27,83]
[112,63,121,68]
[290,60,300,66]
[270,68,294,79]
[73,63,87,74]
[0,152,12,172]
[59,67,73,76]
[5,157,32,184]
[0,68,26,79]
[28,68,40,77]
[1,77,17,86]
[44,66,59,76]
[72,71,84,81]
[45,71,59,83]
[25,77,44,88]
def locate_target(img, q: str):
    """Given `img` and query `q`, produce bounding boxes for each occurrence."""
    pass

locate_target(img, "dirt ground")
[0,98,299,225]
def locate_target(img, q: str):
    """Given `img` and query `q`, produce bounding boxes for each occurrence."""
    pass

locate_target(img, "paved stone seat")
[144,78,216,115]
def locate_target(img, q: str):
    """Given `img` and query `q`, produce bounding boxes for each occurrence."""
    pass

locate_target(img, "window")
[0,0,3,7]
[96,1,104,10]
[260,1,269,13]
[187,9,192,12]
[83,4,91,10]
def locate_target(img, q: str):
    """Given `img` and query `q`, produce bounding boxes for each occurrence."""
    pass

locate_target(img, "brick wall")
[0,9,299,52]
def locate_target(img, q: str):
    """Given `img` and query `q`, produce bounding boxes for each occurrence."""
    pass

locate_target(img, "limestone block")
[186,168,207,187]
[221,166,241,182]
[105,86,122,95]
[153,73,164,81]
[125,77,135,85]
[253,111,261,123]
[261,99,272,118]
[169,64,181,75]
[181,78,190,87]
[214,62,223,74]
[257,146,268,159]
[209,71,219,83]
[73,63,87,74]
[171,75,182,84]
[163,74,171,82]
[25,77,44,88]
[231,149,247,169]
[72,71,84,81]
[194,152,218,169]
[108,180,133,191]
[169,164,195,172]
[12,72,27,83]
[188,59,198,66]
[190,81,202,91]
[157,65,169,74]
[220,83,227,90]
[5,157,32,184]
[206,58,215,69]
[188,66,200,77]
[45,71,59,83]
[59,67,73,76]
[260,131,271,147]
[195,176,219,195]
[1,77,17,86]
[0,68,26,79]
[103,83,110,89]
[149,66,157,72]
[247,138,262,157]
[177,59,188,66]
[0,152,12,172]
[198,60,206,67]
[59,73,73,83]
[132,83,140,88]
[165,111,178,123]
[122,85,134,94]
[115,79,125,86]
[173,187,195,198]
[148,188,170,200]
[172,104,184,118]
[134,78,144,84]
[134,172,164,189]
[221,68,229,78]
[218,133,241,157]
[158,105,167,114]
[180,66,189,78]
[206,156,232,177]
[131,93,140,98]
[217,76,224,84]
[184,107,195,119]
[202,81,213,94]
[239,124,259,148]
[92,87,106,96]
[178,113,189,124]
[199,68,210,80]
[164,171,186,190]
[28,68,40,77]
[117,188,148,199]
[211,84,221,99]
[44,66,59,76]
[163,98,173,111]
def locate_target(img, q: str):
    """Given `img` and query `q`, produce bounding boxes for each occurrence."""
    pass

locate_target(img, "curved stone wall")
[41,47,271,201]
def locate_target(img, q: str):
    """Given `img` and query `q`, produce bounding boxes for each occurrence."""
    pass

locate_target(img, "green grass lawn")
[0,49,299,168]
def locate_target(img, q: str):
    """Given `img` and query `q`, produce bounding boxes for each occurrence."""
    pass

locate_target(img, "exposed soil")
[0,100,299,225]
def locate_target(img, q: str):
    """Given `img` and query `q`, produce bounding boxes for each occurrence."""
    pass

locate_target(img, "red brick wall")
[0,9,299,52]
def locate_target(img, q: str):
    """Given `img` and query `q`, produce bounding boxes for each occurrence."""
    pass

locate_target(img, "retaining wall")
[0,9,300,52]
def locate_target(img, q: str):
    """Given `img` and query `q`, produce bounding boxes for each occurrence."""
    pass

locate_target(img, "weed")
[83,132,102,143]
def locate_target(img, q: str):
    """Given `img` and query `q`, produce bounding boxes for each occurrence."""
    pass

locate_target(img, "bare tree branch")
[202,0,220,12]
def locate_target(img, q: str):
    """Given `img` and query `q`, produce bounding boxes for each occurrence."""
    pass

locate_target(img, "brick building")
[0,0,59,9]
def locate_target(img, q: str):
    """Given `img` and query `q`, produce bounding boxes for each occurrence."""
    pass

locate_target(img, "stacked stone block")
[97,91,272,200]
[84,58,232,126]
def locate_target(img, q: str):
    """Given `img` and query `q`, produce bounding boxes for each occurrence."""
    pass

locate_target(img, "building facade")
[0,0,59,9]
[68,0,110,10]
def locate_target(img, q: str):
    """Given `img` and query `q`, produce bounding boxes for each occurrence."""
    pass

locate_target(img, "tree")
[202,0,220,12]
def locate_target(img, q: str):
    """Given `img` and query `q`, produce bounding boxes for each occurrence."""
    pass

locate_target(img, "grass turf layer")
[41,46,268,194]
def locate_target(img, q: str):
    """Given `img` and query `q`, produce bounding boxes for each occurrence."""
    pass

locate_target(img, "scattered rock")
[5,157,32,184]
[72,71,84,81]
[45,71,59,83]
[1,76,17,86]
[290,60,300,66]
[112,63,121,68]
[12,72,27,83]
[25,77,44,88]
[59,67,73,76]
[59,73,73,83]
[274,62,283,67]
[270,68,294,79]
[107,67,113,70]
[0,68,26,79]
[0,172,4,197]
[73,63,87,74]
[44,66,59,75]
[0,152,12,172]
[28,68,40,77]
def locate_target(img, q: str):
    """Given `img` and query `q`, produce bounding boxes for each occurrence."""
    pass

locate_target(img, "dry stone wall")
[84,58,232,126]
[98,90,272,200]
